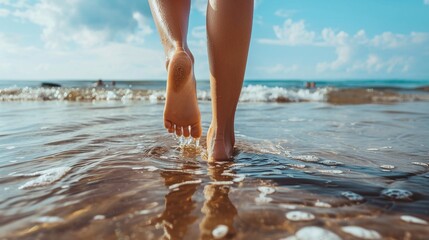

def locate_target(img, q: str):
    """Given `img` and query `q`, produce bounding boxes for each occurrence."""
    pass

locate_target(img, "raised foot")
[163,50,202,138]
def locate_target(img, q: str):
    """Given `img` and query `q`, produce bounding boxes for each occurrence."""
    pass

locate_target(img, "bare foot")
[206,122,235,161]
[164,50,202,138]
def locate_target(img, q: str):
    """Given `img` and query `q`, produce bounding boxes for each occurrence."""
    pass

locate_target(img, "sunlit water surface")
[1,101,429,239]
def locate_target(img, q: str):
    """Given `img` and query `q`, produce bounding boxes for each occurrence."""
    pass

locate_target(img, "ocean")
[1,79,429,239]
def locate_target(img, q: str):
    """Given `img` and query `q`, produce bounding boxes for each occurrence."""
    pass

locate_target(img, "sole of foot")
[163,50,202,139]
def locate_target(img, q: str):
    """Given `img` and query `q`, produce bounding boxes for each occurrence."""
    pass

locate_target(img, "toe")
[165,120,174,133]
[183,126,190,137]
[176,125,183,136]
[164,120,172,129]
[191,123,202,138]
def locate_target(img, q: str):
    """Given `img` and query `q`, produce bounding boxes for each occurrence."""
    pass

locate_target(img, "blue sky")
[0,0,429,80]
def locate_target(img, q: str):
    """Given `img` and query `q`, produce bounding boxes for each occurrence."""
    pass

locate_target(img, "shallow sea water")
[1,99,429,239]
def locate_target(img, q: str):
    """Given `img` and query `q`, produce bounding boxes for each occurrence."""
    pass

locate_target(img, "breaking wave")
[1,84,427,104]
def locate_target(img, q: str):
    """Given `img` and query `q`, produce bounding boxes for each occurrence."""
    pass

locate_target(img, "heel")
[168,51,192,91]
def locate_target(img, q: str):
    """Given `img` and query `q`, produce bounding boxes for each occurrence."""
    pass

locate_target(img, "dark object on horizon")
[94,79,105,87]
[112,81,116,87]
[305,82,316,88]
[41,82,61,88]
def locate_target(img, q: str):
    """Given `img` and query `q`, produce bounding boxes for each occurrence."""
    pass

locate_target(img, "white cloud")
[126,12,154,44]
[424,0,429,5]
[317,28,352,71]
[0,0,164,80]
[259,19,315,46]
[260,18,429,75]
[371,32,408,49]
[10,0,153,49]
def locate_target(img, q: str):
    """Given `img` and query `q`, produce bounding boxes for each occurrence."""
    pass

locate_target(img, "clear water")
[0,81,429,239]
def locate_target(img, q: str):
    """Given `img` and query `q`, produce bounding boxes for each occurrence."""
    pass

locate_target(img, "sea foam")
[11,167,72,189]
[0,85,329,103]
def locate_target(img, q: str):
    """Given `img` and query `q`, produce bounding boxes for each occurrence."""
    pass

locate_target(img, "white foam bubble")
[314,201,332,208]
[318,169,343,174]
[400,215,428,225]
[131,167,144,170]
[143,166,158,172]
[255,194,273,204]
[286,211,315,221]
[290,155,320,162]
[367,148,379,151]
[294,226,342,240]
[15,167,72,190]
[380,165,395,169]
[341,191,364,202]
[138,210,151,215]
[287,163,307,169]
[341,226,381,239]
[93,215,106,220]
[168,179,202,190]
[35,216,64,223]
[412,162,428,167]
[279,204,298,209]
[212,225,229,239]
[381,189,413,200]
[258,186,276,195]
[320,160,344,166]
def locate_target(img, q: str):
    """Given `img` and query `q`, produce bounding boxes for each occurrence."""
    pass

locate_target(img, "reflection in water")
[155,154,237,240]
[155,166,199,239]
[199,166,237,239]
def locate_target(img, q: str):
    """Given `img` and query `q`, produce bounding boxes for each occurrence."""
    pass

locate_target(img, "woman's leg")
[206,0,254,161]
[149,0,202,138]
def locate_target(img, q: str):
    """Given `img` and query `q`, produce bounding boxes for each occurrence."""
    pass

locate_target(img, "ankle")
[209,123,234,141]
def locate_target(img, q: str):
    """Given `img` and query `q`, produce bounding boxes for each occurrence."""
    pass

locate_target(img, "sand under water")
[1,81,429,239]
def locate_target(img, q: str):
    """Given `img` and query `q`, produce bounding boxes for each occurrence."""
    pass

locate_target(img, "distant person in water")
[149,0,253,161]
[94,79,105,88]
[305,82,316,89]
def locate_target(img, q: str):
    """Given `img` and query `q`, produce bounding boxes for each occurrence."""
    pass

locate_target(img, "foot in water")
[206,120,235,161]
[164,50,202,139]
